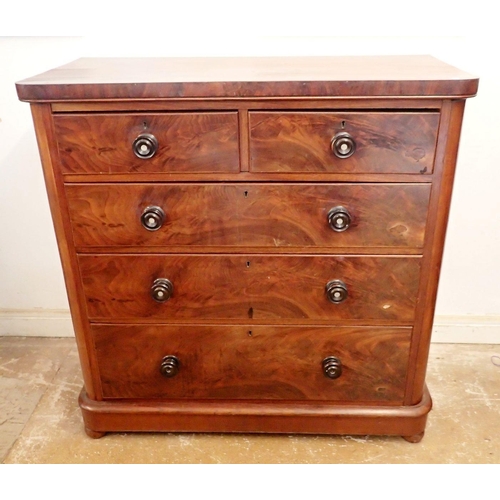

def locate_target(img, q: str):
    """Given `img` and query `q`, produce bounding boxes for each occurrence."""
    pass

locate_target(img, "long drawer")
[78,254,421,322]
[67,183,431,250]
[92,324,411,403]
[249,111,439,174]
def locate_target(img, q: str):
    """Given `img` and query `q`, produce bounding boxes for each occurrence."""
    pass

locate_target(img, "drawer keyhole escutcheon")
[331,131,356,159]
[141,206,165,231]
[160,355,179,378]
[326,279,348,303]
[132,133,159,159]
[327,206,351,232]
[151,278,173,302]
[322,356,342,379]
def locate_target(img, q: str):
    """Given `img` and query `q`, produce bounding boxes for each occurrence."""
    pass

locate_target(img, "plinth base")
[79,387,432,442]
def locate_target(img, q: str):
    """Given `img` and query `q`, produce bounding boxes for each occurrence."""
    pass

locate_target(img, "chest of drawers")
[16,56,478,442]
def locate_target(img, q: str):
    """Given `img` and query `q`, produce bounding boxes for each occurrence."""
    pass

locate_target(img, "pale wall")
[1,33,498,341]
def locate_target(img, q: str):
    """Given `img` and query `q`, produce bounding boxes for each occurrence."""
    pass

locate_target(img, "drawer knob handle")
[327,206,351,232]
[322,356,342,379]
[141,206,165,231]
[331,132,356,158]
[151,278,173,302]
[160,355,179,378]
[133,133,159,159]
[326,279,348,303]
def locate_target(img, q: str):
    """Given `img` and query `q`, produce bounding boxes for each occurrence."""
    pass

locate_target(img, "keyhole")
[244,190,248,198]
[248,330,252,337]
[341,120,346,129]
[246,261,250,268]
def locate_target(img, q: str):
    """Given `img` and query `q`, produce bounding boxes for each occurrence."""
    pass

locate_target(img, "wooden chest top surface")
[16,55,479,101]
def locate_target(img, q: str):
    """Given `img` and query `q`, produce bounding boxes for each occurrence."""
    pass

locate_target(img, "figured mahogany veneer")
[78,254,421,322]
[54,112,239,174]
[249,112,439,174]
[92,324,411,402]
[66,183,431,250]
[17,56,478,442]
[16,56,478,100]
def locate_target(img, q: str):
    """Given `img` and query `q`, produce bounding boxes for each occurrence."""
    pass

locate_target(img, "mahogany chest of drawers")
[17,56,478,441]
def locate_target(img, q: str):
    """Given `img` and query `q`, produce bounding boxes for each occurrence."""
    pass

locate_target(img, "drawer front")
[92,324,411,403]
[249,112,439,174]
[53,112,239,174]
[67,183,430,250]
[79,255,421,321]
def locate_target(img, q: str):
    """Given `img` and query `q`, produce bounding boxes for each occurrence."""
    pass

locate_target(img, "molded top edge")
[16,55,479,102]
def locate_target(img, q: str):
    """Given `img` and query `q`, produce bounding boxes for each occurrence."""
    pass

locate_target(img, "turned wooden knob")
[331,132,356,158]
[133,133,158,159]
[160,355,179,378]
[151,278,173,302]
[327,206,351,232]
[326,279,348,303]
[322,356,342,379]
[141,206,165,231]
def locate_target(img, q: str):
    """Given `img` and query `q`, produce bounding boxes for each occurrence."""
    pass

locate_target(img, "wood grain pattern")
[53,112,239,174]
[51,98,444,113]
[29,104,102,400]
[250,112,439,174]
[66,183,431,250]
[405,100,467,405]
[78,254,421,322]
[91,324,411,402]
[62,171,436,184]
[15,56,479,102]
[79,386,432,437]
[19,56,477,439]
[239,110,250,171]
[75,246,424,256]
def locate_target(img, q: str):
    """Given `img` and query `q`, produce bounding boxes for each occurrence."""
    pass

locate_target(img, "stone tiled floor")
[1,337,499,463]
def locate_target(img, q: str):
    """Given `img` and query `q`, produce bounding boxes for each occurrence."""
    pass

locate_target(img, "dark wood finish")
[159,356,180,378]
[405,100,467,405]
[66,183,431,250]
[79,387,432,438]
[78,254,421,322]
[238,110,250,172]
[91,324,410,402]
[30,104,102,400]
[19,57,476,441]
[402,431,425,443]
[75,246,424,256]
[16,56,478,101]
[63,172,436,184]
[53,113,239,174]
[249,112,439,174]
[84,427,106,439]
[51,98,444,112]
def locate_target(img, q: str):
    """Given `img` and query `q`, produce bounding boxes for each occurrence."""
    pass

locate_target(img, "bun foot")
[402,431,425,443]
[85,427,106,439]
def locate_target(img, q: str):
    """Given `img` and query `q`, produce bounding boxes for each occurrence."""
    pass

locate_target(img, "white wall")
[1,19,499,340]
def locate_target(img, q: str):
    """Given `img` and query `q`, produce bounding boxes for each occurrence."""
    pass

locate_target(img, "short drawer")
[249,111,439,174]
[67,183,431,250]
[79,254,421,322]
[53,112,239,174]
[92,324,411,403]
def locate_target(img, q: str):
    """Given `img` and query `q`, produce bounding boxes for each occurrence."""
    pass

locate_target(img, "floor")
[1,337,499,464]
